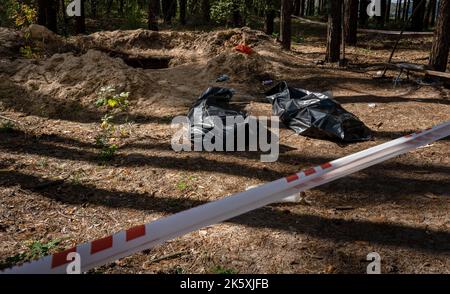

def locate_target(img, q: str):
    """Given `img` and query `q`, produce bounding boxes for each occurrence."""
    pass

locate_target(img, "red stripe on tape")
[51,247,77,268]
[91,236,113,254]
[404,134,413,138]
[304,168,316,176]
[286,174,299,183]
[321,162,332,169]
[126,225,146,241]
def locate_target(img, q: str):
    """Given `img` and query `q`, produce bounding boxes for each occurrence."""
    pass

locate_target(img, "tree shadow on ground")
[1,170,449,255]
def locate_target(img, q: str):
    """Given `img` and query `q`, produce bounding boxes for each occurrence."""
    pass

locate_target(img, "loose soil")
[0,22,449,274]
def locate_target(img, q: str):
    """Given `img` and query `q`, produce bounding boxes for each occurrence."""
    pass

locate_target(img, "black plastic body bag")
[266,82,372,142]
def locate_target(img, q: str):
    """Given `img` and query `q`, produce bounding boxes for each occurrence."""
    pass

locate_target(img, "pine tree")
[326,0,342,62]
[429,0,450,71]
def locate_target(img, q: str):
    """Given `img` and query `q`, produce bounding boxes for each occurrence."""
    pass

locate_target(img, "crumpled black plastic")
[266,81,372,142]
[187,87,247,144]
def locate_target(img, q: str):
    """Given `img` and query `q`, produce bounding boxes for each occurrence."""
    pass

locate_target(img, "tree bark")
[326,0,342,62]
[232,1,242,27]
[430,0,437,26]
[265,8,276,35]
[75,0,86,34]
[179,0,187,25]
[299,0,306,16]
[396,0,402,21]
[46,0,58,32]
[90,0,97,18]
[424,0,433,28]
[37,0,47,26]
[386,0,392,23]
[344,0,358,45]
[429,0,450,71]
[280,0,293,50]
[148,0,159,30]
[162,0,172,23]
[359,0,369,27]
[376,0,387,27]
[411,0,426,31]
[294,0,301,15]
[202,0,210,22]
[402,0,411,21]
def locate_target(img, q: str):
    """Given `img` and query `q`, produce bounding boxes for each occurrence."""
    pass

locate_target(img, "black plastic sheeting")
[187,87,247,144]
[266,82,372,142]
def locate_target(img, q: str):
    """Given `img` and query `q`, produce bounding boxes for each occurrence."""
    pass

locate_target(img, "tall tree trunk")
[326,0,342,62]
[294,0,301,15]
[118,0,124,16]
[386,0,392,23]
[202,0,210,22]
[359,0,369,27]
[171,0,178,18]
[37,0,47,27]
[232,0,242,27]
[265,7,276,35]
[162,0,172,23]
[402,0,411,21]
[396,0,403,21]
[90,0,97,18]
[60,0,68,35]
[148,0,159,30]
[47,0,58,32]
[280,0,292,50]
[430,0,437,26]
[376,0,387,27]
[75,0,86,34]
[308,0,314,15]
[344,0,358,46]
[300,0,306,16]
[411,0,426,31]
[424,0,433,28]
[179,0,187,25]
[429,0,450,71]
[107,0,113,14]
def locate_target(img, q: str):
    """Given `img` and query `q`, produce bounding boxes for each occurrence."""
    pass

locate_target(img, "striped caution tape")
[2,120,450,274]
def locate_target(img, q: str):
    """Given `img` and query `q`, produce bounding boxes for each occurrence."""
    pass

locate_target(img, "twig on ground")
[0,114,21,125]
[148,251,189,264]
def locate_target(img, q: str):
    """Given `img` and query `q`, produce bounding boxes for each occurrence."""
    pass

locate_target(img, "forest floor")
[0,20,449,274]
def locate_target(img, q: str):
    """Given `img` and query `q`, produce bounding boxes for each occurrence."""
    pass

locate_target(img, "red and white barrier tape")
[2,121,450,274]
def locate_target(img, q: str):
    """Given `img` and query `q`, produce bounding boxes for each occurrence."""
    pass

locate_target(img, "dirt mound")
[68,27,274,66]
[0,27,24,58]
[1,50,152,121]
[204,50,270,82]
[0,27,279,120]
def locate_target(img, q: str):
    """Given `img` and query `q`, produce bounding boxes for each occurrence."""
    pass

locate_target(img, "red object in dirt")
[235,44,253,55]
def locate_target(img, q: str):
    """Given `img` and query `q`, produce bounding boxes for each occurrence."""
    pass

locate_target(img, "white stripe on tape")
[2,121,450,274]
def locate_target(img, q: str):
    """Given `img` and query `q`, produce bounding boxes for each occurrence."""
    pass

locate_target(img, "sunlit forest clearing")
[0,0,449,274]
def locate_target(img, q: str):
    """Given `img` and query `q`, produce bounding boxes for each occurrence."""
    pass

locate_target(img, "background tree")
[359,0,370,27]
[411,0,426,31]
[280,0,292,50]
[179,0,187,25]
[202,0,211,22]
[148,0,159,30]
[375,0,387,28]
[75,0,86,34]
[344,0,358,45]
[429,0,450,71]
[37,0,58,32]
[264,1,276,35]
[326,0,342,62]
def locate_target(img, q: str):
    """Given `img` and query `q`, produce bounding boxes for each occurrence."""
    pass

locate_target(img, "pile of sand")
[0,49,152,120]
[0,27,24,57]
[0,25,280,119]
